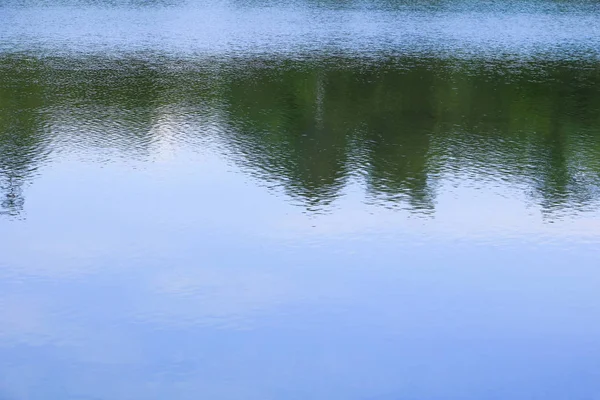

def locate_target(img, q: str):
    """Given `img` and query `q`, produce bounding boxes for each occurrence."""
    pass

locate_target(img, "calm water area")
[1,0,600,398]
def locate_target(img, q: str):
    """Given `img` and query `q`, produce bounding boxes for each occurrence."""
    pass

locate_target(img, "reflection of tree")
[338,64,440,211]
[1,55,600,217]
[0,177,24,216]
[221,65,353,209]
[219,60,445,211]
[526,71,600,213]
[0,57,49,217]
[532,98,570,211]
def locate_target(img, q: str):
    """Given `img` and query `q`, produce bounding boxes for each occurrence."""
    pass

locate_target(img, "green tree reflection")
[1,55,599,217]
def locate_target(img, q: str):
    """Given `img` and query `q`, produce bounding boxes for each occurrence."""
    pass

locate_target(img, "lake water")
[1,1,600,399]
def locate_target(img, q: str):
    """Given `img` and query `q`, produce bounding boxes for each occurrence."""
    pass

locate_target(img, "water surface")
[1,1,600,399]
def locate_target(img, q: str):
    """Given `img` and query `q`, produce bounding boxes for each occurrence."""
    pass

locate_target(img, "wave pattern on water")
[1,0,600,60]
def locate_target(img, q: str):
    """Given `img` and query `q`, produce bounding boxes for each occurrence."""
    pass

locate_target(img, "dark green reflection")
[1,55,599,216]
[0,58,51,216]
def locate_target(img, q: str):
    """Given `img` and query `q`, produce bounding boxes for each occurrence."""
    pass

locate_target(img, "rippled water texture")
[1,1,600,399]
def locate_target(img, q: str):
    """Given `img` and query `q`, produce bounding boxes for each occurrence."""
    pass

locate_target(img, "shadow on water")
[1,54,599,217]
